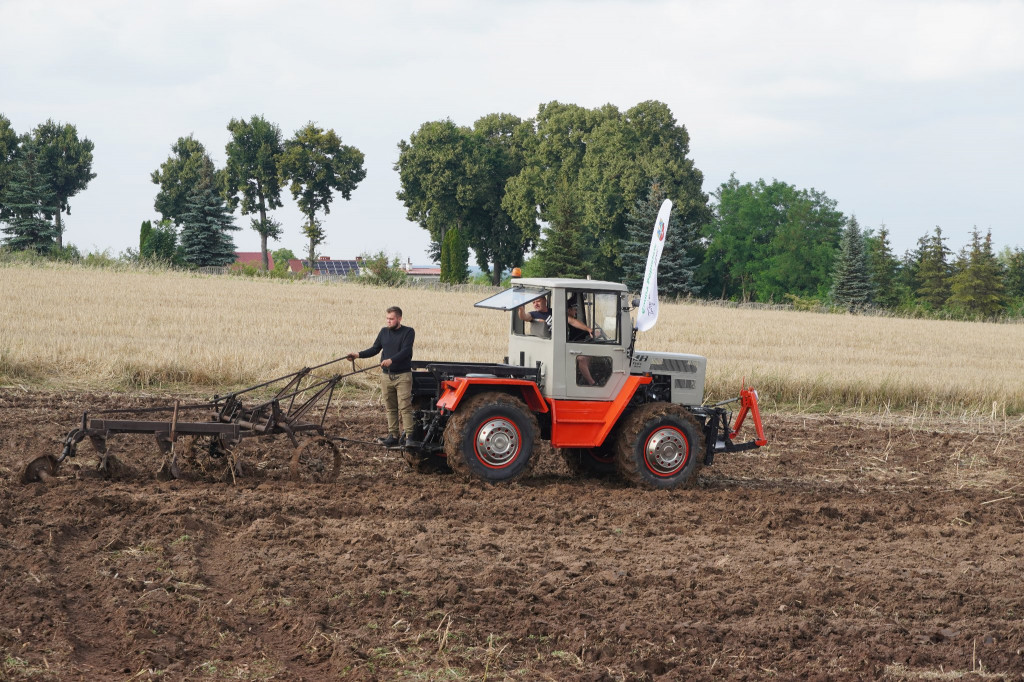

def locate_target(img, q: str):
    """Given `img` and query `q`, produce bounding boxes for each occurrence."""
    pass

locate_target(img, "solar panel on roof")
[301,260,360,276]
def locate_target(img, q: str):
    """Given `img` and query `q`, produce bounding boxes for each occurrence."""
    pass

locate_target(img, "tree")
[139,219,153,252]
[463,113,535,284]
[998,246,1024,301]
[701,176,844,301]
[532,179,589,278]
[271,247,296,275]
[141,219,179,262]
[397,114,537,284]
[32,119,96,249]
[278,122,365,266]
[915,226,952,309]
[579,100,711,280]
[224,115,285,270]
[0,114,19,221]
[151,136,220,226]
[948,228,1006,318]
[178,184,238,267]
[357,250,408,287]
[864,225,902,308]
[0,135,58,253]
[830,216,871,308]
[396,119,475,262]
[440,226,469,284]
[621,181,701,297]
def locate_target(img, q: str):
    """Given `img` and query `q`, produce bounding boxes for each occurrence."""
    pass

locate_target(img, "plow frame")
[24,357,370,483]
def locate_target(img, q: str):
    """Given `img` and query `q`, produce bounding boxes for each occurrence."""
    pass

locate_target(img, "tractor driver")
[517,296,552,325]
[346,306,416,447]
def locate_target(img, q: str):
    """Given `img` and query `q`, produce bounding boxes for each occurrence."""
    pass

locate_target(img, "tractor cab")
[474,278,632,401]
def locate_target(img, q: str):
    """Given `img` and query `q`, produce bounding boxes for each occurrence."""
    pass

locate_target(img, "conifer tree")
[178,184,238,267]
[948,228,1006,318]
[915,226,952,309]
[998,247,1024,300]
[621,182,702,297]
[0,137,58,253]
[830,216,871,308]
[864,225,902,308]
[533,180,588,278]
[440,226,469,284]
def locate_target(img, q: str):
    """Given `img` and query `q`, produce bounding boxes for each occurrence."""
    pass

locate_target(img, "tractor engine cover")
[629,351,707,406]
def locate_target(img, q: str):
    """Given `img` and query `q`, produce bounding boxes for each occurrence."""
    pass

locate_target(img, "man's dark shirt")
[358,325,416,373]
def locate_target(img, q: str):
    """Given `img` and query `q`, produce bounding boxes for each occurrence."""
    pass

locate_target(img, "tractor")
[401,277,766,489]
[26,277,765,489]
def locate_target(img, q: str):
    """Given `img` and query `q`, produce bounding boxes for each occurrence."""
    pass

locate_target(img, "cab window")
[565,291,619,344]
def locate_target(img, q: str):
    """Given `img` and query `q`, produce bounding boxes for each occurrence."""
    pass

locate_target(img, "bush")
[356,251,408,287]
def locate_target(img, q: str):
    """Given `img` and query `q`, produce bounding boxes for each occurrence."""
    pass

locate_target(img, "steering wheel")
[591,325,607,341]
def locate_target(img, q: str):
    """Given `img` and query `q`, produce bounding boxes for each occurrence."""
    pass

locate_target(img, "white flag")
[636,199,672,332]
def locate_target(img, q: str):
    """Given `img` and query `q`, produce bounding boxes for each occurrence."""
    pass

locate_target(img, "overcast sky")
[2,0,1022,264]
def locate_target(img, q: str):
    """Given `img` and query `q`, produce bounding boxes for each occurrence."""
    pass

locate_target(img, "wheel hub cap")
[475,418,520,467]
[645,427,688,476]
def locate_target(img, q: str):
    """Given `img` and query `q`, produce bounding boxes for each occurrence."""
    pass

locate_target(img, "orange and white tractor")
[402,277,766,489]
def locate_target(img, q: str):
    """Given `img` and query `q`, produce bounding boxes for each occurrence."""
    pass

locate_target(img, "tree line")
[3,105,1022,319]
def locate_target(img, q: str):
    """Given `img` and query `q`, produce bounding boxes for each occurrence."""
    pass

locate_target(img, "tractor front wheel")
[615,403,704,490]
[444,392,539,483]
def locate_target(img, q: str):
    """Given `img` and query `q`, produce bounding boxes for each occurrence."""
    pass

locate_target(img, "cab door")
[562,291,629,401]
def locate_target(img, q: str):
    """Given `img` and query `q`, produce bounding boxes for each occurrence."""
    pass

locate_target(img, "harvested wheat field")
[2,265,1024,680]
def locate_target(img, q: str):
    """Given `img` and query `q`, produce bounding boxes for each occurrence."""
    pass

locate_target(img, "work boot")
[377,434,399,447]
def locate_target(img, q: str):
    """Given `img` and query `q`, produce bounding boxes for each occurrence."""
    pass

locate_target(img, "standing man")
[347,306,415,446]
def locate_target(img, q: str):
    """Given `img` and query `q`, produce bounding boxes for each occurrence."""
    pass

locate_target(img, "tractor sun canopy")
[474,286,550,311]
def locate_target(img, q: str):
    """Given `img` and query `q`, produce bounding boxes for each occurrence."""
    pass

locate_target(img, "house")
[233,251,275,270]
[402,258,441,282]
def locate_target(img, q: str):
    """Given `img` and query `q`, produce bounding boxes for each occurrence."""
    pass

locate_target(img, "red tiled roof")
[233,252,275,269]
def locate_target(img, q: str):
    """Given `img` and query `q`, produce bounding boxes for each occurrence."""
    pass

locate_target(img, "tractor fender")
[436,377,548,414]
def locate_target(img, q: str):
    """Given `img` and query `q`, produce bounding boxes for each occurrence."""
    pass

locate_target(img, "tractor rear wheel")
[615,402,704,490]
[444,392,539,483]
[559,440,617,478]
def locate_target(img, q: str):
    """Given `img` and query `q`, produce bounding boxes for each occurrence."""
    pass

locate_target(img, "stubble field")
[1,263,1023,680]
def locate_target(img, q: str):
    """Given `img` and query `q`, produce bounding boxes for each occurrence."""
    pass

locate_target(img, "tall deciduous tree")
[396,115,535,283]
[701,176,844,302]
[830,216,871,308]
[948,228,1005,318]
[151,136,220,226]
[621,182,702,297]
[278,122,365,265]
[178,184,238,267]
[32,119,96,249]
[579,101,710,280]
[224,115,285,270]
[395,119,475,262]
[0,135,58,253]
[463,113,535,284]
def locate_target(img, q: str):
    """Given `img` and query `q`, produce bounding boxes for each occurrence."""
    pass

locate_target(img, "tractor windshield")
[474,286,550,311]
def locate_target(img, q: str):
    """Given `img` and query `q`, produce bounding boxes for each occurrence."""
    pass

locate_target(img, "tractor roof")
[510,278,627,293]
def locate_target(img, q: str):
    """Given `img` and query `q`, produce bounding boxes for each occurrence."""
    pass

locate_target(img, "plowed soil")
[1,389,1022,681]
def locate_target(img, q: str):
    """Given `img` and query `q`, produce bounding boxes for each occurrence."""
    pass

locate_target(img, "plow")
[22,356,376,485]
